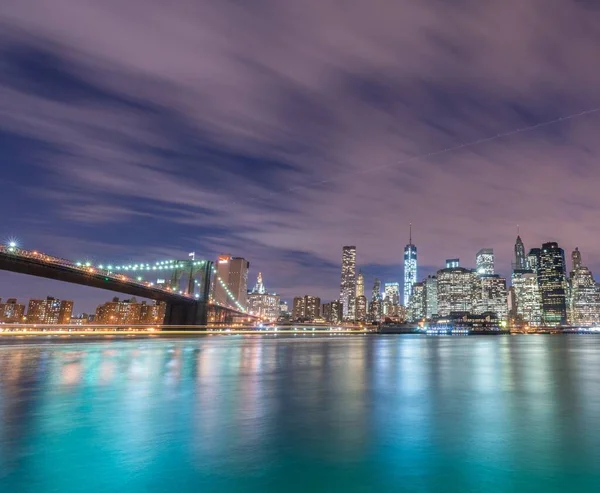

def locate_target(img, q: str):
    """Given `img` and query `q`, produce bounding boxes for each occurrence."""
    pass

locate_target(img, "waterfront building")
[140,301,167,324]
[355,295,367,322]
[95,297,142,325]
[247,273,281,321]
[445,258,460,269]
[212,255,250,310]
[538,242,568,326]
[27,297,73,325]
[292,297,305,321]
[292,296,321,321]
[0,298,25,323]
[436,267,477,316]
[511,270,542,326]
[527,248,541,274]
[383,282,400,317]
[475,248,494,275]
[403,226,417,306]
[407,282,425,322]
[424,275,438,319]
[340,246,357,320]
[324,300,343,324]
[474,274,508,320]
[369,298,382,322]
[514,235,528,270]
[569,249,600,325]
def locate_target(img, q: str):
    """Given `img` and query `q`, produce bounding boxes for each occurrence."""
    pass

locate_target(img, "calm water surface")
[1,334,600,492]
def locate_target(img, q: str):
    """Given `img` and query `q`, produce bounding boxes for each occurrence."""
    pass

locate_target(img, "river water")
[0,334,599,492]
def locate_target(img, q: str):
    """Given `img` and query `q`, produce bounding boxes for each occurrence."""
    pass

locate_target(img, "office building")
[407,282,425,321]
[383,282,400,317]
[446,258,460,269]
[292,297,305,321]
[476,248,494,275]
[474,274,508,320]
[371,278,382,302]
[247,273,281,321]
[403,225,417,306]
[369,298,382,322]
[322,300,343,324]
[0,298,25,323]
[436,267,477,316]
[538,242,568,326]
[514,235,528,270]
[424,275,438,319]
[355,295,367,322]
[512,270,542,326]
[340,246,357,320]
[27,297,73,325]
[570,266,600,326]
[571,247,582,272]
[356,271,365,298]
[212,255,250,310]
[527,248,541,274]
[292,296,321,321]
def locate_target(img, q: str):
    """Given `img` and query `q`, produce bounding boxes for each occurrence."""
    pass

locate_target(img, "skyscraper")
[512,270,542,326]
[371,278,382,302]
[436,267,477,316]
[403,225,417,306]
[424,275,438,319]
[356,271,365,297]
[355,295,367,322]
[475,248,494,275]
[474,274,508,320]
[570,266,599,326]
[571,247,582,272]
[340,246,357,319]
[514,234,527,270]
[252,272,266,294]
[407,281,425,321]
[527,248,541,274]
[538,242,568,326]
[213,255,250,310]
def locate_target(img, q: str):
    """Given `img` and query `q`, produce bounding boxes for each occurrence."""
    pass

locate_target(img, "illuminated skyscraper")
[247,273,280,321]
[403,225,417,306]
[436,267,477,316]
[356,271,365,298]
[474,274,508,320]
[407,282,425,321]
[512,270,542,326]
[570,266,599,326]
[355,295,367,322]
[571,247,582,272]
[475,248,494,275]
[212,255,250,310]
[424,275,438,319]
[384,282,400,317]
[371,278,382,302]
[527,248,541,274]
[252,272,266,294]
[538,242,568,326]
[340,246,357,319]
[514,234,527,271]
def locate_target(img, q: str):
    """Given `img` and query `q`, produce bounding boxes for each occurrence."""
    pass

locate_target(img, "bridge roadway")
[0,246,248,326]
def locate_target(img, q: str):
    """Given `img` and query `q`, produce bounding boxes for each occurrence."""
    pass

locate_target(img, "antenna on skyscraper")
[409,222,412,244]
[517,224,520,236]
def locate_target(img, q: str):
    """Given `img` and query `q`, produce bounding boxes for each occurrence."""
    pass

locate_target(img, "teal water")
[1,335,599,492]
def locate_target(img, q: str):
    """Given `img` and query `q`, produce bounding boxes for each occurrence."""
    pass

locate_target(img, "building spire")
[409,222,412,244]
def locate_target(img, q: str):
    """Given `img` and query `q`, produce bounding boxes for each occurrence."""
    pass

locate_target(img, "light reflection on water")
[0,335,600,492]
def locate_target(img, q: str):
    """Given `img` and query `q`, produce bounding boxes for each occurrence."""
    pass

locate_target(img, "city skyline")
[4,2,600,312]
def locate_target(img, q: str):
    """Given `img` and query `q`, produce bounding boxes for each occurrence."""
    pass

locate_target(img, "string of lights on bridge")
[2,240,247,313]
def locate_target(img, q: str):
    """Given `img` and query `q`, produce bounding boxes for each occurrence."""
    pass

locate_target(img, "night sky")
[2,1,600,313]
